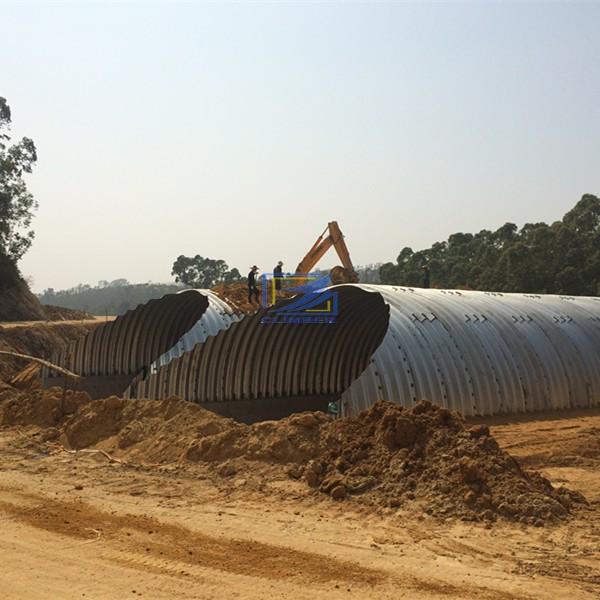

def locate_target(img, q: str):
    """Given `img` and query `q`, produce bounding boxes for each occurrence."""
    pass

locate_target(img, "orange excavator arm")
[295,221,359,284]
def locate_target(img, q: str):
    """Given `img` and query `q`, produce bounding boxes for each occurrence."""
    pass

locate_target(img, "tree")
[109,278,130,287]
[171,255,243,288]
[563,194,600,235]
[223,267,242,283]
[379,194,600,296]
[0,97,38,263]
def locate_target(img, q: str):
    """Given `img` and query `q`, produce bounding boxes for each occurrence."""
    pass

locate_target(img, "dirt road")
[0,410,599,599]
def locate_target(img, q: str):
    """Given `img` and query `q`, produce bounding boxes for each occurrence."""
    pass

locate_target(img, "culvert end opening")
[128,286,390,422]
[42,290,218,398]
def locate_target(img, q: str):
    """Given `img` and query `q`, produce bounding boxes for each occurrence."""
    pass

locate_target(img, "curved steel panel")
[150,290,242,372]
[42,290,238,386]
[341,285,600,417]
[130,287,390,403]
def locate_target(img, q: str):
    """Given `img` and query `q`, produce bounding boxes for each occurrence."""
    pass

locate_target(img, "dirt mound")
[292,401,586,524]
[60,396,235,463]
[184,410,330,464]
[0,321,98,381]
[211,282,296,314]
[0,387,233,463]
[211,282,258,313]
[182,400,585,524]
[42,305,95,321]
[0,388,586,524]
[0,384,92,429]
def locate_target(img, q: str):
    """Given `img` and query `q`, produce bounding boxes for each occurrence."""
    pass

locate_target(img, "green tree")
[563,194,600,235]
[380,194,600,296]
[223,267,242,283]
[171,255,243,288]
[0,97,38,263]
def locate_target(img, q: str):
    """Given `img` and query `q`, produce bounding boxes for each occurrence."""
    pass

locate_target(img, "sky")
[4,1,599,292]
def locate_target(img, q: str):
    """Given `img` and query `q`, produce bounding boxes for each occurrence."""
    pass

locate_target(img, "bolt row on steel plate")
[340,285,600,417]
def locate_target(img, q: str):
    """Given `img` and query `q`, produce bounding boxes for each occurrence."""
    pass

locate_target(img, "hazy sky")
[4,1,599,292]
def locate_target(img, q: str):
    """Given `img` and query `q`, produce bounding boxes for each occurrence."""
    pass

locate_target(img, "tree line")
[39,280,187,316]
[379,194,600,296]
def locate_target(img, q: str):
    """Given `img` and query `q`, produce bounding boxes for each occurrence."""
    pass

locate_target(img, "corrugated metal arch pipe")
[128,286,390,404]
[131,285,600,419]
[44,284,600,419]
[339,285,600,417]
[42,290,239,398]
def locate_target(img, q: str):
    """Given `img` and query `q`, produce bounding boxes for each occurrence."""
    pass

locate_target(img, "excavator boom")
[295,221,359,284]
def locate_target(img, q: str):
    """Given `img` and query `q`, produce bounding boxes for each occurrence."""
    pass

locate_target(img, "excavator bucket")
[330,266,360,285]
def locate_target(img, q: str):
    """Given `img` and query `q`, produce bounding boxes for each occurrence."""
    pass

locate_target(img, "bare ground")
[0,408,599,599]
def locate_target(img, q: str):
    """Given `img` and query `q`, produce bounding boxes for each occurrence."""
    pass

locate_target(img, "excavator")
[295,221,359,285]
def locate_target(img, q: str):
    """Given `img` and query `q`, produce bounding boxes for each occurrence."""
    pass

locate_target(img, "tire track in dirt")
[0,489,531,599]
[0,492,385,587]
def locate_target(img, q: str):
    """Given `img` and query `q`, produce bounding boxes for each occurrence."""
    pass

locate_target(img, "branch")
[0,350,80,381]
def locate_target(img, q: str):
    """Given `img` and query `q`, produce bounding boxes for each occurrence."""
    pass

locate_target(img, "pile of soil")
[0,386,586,525]
[0,322,98,381]
[42,305,95,321]
[0,383,91,429]
[211,283,258,313]
[61,395,234,463]
[291,401,586,524]
[0,385,233,463]
[211,282,295,314]
[183,401,585,524]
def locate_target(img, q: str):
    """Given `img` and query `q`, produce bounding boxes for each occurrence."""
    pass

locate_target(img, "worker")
[273,260,284,295]
[248,265,260,304]
[421,265,430,289]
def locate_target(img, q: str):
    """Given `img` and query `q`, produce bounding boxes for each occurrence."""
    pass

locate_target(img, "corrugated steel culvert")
[127,286,389,404]
[127,285,600,418]
[42,289,240,398]
[43,285,600,419]
[339,285,600,417]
